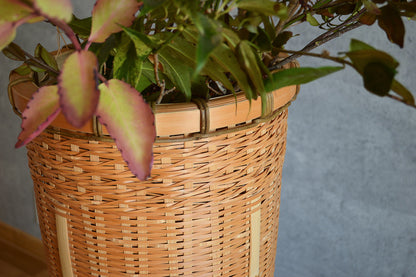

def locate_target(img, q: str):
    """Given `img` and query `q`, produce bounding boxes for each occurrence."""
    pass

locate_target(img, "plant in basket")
[1,0,416,276]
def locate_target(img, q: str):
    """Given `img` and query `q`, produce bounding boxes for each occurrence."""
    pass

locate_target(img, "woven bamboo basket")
[8,60,298,277]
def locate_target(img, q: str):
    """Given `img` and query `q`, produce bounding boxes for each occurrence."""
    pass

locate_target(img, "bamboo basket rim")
[8,61,299,140]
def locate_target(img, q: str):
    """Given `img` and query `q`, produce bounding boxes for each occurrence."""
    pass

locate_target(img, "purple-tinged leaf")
[377,4,405,48]
[96,79,155,180]
[58,50,99,128]
[359,12,377,26]
[15,85,61,148]
[0,22,17,51]
[0,0,33,22]
[88,0,141,43]
[34,0,72,22]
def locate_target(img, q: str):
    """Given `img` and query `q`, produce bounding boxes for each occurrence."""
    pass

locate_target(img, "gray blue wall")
[0,2,415,276]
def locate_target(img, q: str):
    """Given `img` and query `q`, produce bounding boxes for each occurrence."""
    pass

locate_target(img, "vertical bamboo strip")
[250,208,261,277]
[56,211,73,277]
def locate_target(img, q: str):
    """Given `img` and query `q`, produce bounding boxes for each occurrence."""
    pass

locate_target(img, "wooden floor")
[0,221,49,277]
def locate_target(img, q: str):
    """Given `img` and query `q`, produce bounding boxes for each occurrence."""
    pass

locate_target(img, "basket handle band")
[192,98,210,134]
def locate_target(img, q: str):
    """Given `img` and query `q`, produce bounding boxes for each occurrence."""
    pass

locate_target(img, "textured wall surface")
[0,2,415,277]
[275,21,416,277]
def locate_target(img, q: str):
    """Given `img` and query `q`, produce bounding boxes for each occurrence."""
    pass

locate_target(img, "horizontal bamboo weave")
[27,108,289,277]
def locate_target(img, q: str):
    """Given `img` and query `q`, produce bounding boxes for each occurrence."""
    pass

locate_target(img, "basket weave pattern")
[26,109,288,277]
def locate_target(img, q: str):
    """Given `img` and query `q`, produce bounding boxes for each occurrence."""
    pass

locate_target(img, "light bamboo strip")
[56,212,73,277]
[250,208,261,277]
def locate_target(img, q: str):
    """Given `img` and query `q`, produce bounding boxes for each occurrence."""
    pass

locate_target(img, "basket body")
[9,57,298,276]
[26,108,288,277]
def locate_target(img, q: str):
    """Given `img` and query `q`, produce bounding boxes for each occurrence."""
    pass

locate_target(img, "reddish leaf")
[359,12,377,26]
[34,0,73,22]
[378,5,405,48]
[88,0,141,43]
[0,21,17,51]
[15,85,61,148]
[96,79,155,180]
[58,50,99,128]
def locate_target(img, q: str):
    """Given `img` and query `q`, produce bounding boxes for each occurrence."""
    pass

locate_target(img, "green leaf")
[15,85,61,148]
[0,0,33,22]
[34,0,72,22]
[89,34,119,66]
[236,40,264,96]
[165,32,234,91]
[26,61,46,73]
[89,0,141,43]
[253,27,272,51]
[193,13,222,77]
[96,79,156,180]
[211,43,255,99]
[237,0,280,16]
[13,63,31,75]
[158,46,193,100]
[260,15,276,42]
[0,21,17,52]
[363,0,381,15]
[122,27,154,58]
[264,66,343,92]
[377,4,405,48]
[391,80,415,105]
[2,42,26,61]
[346,49,399,75]
[306,13,320,26]
[313,0,333,9]
[68,16,92,39]
[35,43,58,70]
[349,39,375,51]
[113,40,144,91]
[58,50,99,128]
[142,0,167,12]
[221,27,241,51]
[363,62,395,97]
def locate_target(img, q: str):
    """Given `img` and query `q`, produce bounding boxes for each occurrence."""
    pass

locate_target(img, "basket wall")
[26,109,289,277]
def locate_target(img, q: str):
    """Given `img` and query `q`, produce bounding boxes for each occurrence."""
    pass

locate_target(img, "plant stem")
[49,18,83,51]
[156,85,176,104]
[270,9,366,70]
[153,53,162,86]
[270,48,353,69]
[98,73,107,83]
[32,6,82,52]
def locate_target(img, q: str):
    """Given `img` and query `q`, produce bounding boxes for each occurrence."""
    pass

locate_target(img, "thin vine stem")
[270,48,353,70]
[32,5,82,52]
[270,9,366,70]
